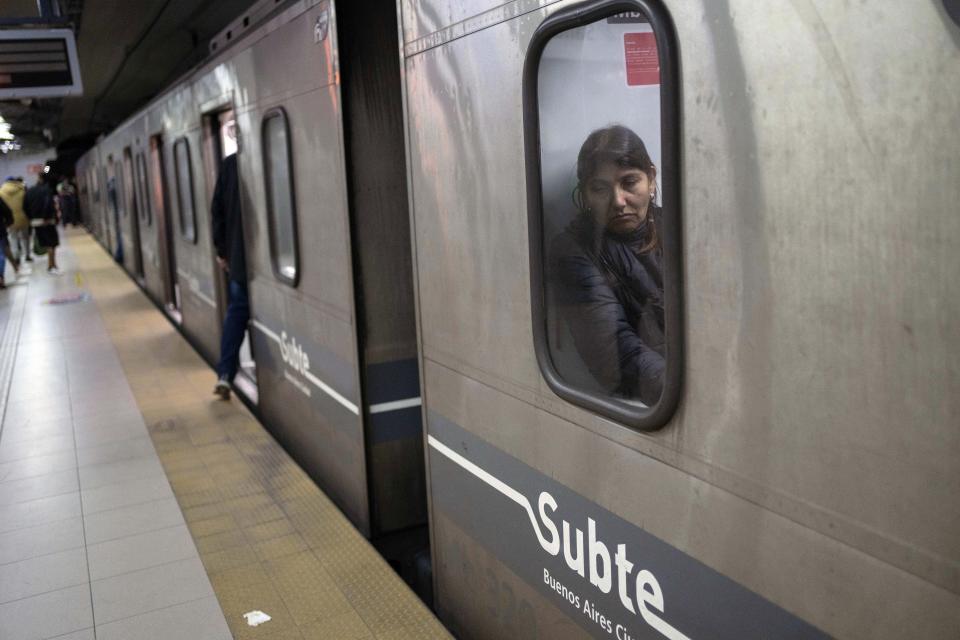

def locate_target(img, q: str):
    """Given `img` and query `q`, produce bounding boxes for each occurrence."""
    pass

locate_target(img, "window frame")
[523,0,683,431]
[173,136,198,244]
[261,107,300,287]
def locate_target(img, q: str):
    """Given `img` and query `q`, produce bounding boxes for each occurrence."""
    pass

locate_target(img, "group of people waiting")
[0,173,79,287]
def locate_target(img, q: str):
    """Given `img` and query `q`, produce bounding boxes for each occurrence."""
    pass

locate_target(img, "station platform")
[0,229,450,640]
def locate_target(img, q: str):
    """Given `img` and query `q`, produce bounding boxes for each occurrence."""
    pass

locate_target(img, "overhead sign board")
[0,28,83,99]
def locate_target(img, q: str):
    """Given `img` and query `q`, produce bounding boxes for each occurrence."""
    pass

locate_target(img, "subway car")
[76,0,960,638]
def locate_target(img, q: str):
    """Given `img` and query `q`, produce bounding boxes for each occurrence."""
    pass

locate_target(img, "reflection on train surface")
[77,0,960,638]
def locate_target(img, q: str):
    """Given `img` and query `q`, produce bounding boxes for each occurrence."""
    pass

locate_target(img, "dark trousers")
[216,279,250,382]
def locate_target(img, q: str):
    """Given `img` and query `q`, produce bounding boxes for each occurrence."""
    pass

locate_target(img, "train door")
[202,107,258,395]
[133,151,155,291]
[106,156,123,263]
[122,147,144,280]
[85,166,97,239]
[149,134,181,322]
[100,164,114,256]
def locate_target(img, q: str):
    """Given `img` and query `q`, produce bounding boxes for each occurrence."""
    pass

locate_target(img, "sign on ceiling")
[0,28,83,99]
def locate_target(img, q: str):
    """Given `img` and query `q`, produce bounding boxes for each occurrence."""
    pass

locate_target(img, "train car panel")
[422,357,960,639]
[249,8,354,315]
[665,0,960,577]
[398,0,537,44]
[132,139,161,297]
[143,106,182,316]
[400,0,960,637]
[161,84,223,361]
[231,0,373,533]
[402,23,546,395]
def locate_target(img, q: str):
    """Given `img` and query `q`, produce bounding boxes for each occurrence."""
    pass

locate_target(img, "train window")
[135,152,152,226]
[262,108,299,285]
[524,2,682,430]
[173,137,197,243]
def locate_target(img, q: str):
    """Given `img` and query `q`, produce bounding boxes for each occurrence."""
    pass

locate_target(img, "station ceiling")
[0,0,257,156]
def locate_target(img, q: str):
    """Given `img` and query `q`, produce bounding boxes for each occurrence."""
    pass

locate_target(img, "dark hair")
[576,124,655,186]
[575,125,659,251]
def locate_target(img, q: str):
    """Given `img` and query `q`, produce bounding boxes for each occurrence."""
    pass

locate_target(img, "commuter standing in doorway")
[211,148,247,400]
[24,172,60,274]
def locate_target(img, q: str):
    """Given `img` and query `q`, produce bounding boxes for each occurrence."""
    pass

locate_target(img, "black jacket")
[24,182,56,223]
[211,154,246,284]
[551,207,666,405]
[0,196,12,228]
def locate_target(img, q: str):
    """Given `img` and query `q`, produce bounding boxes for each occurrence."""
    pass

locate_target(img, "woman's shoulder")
[550,222,596,275]
[551,212,593,249]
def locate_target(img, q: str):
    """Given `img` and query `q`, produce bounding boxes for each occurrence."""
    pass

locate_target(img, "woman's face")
[584,161,654,236]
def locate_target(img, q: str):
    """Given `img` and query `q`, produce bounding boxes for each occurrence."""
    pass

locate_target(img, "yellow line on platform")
[66,230,449,640]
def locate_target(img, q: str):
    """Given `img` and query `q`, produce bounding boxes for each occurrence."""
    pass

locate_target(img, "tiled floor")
[0,229,450,640]
[0,238,231,640]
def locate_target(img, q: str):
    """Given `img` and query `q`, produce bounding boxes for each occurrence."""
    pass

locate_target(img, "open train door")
[149,134,182,322]
[121,147,144,281]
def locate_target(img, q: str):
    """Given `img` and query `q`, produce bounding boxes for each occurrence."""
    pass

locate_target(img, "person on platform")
[1,176,31,264]
[211,148,247,400]
[57,178,79,226]
[0,193,20,288]
[24,172,61,275]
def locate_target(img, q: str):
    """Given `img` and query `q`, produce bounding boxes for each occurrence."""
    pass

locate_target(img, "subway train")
[74,0,960,638]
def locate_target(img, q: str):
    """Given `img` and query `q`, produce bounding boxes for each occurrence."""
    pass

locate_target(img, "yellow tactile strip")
[69,232,451,640]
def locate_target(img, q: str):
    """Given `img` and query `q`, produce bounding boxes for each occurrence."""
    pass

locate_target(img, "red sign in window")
[624,32,659,86]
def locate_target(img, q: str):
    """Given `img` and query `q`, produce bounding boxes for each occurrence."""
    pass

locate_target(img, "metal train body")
[76,0,960,638]
[76,0,424,541]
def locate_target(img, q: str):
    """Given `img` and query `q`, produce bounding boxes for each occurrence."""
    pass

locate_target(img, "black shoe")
[213,378,231,400]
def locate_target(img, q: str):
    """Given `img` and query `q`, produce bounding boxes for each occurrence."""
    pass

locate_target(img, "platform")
[0,229,450,640]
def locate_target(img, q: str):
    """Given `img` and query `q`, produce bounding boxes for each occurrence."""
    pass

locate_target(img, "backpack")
[25,184,54,221]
